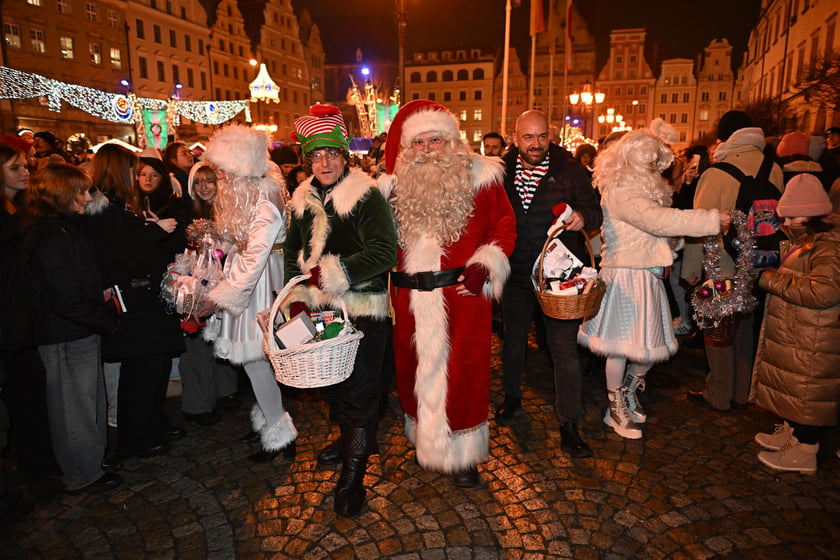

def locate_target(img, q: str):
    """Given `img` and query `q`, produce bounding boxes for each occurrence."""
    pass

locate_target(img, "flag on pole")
[565,0,574,70]
[530,0,545,36]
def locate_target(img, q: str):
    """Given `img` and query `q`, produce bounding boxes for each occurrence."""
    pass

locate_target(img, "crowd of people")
[0,103,838,524]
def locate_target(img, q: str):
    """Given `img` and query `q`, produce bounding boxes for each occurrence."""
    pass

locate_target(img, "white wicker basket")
[262,274,364,389]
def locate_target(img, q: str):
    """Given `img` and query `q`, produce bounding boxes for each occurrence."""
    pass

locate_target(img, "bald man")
[498,110,602,458]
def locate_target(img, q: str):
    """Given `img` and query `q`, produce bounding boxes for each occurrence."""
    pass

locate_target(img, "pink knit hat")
[777,173,832,217]
[776,132,810,158]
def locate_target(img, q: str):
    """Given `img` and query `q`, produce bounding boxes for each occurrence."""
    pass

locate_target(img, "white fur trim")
[405,414,489,472]
[317,253,350,296]
[250,403,266,432]
[400,108,459,147]
[404,233,452,460]
[330,169,374,217]
[577,331,677,364]
[207,279,249,317]
[468,154,505,191]
[260,411,297,452]
[85,189,110,215]
[377,173,398,202]
[203,124,271,178]
[466,243,511,301]
[212,337,264,365]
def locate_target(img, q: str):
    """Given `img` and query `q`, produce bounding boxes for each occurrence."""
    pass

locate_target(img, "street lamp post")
[395,0,407,104]
[568,84,604,140]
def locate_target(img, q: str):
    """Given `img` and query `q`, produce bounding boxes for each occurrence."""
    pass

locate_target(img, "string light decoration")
[691,209,757,330]
[0,66,250,125]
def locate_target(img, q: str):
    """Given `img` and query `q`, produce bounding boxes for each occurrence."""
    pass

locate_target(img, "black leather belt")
[391,267,465,291]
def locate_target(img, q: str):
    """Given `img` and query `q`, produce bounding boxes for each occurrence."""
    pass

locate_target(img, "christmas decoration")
[0,66,250,126]
[692,210,757,329]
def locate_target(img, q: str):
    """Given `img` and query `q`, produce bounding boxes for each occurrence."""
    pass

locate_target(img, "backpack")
[712,156,784,268]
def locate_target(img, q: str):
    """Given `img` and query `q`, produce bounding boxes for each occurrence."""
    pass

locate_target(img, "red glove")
[460,263,488,295]
[306,266,321,286]
[289,301,311,318]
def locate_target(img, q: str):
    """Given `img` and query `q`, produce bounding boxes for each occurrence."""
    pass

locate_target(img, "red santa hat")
[384,99,460,174]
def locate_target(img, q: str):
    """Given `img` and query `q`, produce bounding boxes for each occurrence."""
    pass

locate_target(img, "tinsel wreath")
[691,209,757,329]
[185,219,218,246]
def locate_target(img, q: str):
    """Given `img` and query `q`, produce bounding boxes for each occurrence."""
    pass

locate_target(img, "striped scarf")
[514,154,549,212]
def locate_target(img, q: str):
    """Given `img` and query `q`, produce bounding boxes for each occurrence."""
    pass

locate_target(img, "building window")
[680,113,688,123]
[671,93,679,103]
[5,24,21,48]
[444,91,452,101]
[615,70,622,78]
[27,0,41,6]
[473,68,484,80]
[682,92,690,103]
[139,56,148,78]
[213,61,219,75]
[200,71,206,90]
[89,42,101,64]
[442,70,453,81]
[474,109,483,121]
[459,90,466,101]
[669,113,677,124]
[136,19,144,39]
[718,91,727,101]
[638,104,646,114]
[459,109,467,121]
[153,24,161,44]
[410,72,421,83]
[628,69,636,78]
[59,36,74,59]
[157,60,165,81]
[85,2,96,21]
[30,28,46,53]
[198,38,204,55]
[172,64,179,84]
[110,47,121,69]
[660,93,667,103]
[630,55,636,62]
[223,63,228,77]
[473,130,483,143]
[615,87,622,96]
[184,35,191,52]
[426,71,437,82]
[108,10,118,27]
[701,91,710,101]
[187,67,194,87]
[698,109,709,121]
[57,0,71,14]
[616,55,623,63]
[412,92,420,100]
[428,92,436,101]
[474,90,482,100]
[457,69,468,80]
[169,29,176,48]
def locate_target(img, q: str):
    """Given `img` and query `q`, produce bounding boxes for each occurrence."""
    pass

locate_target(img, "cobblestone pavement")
[2,334,839,559]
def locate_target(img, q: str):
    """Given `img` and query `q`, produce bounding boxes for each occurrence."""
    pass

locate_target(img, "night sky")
[291,0,763,71]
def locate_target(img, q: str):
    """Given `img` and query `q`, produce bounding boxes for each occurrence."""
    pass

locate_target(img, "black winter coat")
[503,144,603,287]
[80,193,186,360]
[23,216,118,344]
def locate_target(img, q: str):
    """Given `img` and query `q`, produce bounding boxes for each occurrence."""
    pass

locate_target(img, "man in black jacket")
[497,110,602,458]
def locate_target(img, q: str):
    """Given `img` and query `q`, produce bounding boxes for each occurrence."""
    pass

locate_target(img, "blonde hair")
[594,130,673,206]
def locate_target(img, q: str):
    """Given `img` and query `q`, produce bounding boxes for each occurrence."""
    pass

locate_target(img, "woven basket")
[262,274,364,389]
[702,315,738,347]
[534,227,605,320]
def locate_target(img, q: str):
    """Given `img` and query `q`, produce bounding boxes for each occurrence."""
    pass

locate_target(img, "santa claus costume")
[380,100,516,485]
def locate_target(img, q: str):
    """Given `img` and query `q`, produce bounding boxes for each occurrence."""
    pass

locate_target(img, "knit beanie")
[776,132,810,158]
[716,111,752,142]
[776,173,832,217]
[34,131,58,148]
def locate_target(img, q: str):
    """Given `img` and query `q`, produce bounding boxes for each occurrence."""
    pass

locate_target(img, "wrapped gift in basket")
[692,210,757,346]
[261,274,364,389]
[532,223,605,320]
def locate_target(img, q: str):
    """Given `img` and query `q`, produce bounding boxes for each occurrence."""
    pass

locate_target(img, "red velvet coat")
[389,156,516,472]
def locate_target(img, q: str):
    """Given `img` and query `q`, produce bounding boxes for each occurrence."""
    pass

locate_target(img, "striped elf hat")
[293,104,350,155]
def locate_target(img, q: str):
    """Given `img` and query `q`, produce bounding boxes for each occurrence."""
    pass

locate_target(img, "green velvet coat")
[285,168,397,319]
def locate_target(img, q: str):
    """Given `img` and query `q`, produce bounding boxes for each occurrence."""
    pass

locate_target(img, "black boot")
[560,422,593,458]
[334,426,376,517]
[317,440,341,466]
[248,441,296,463]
